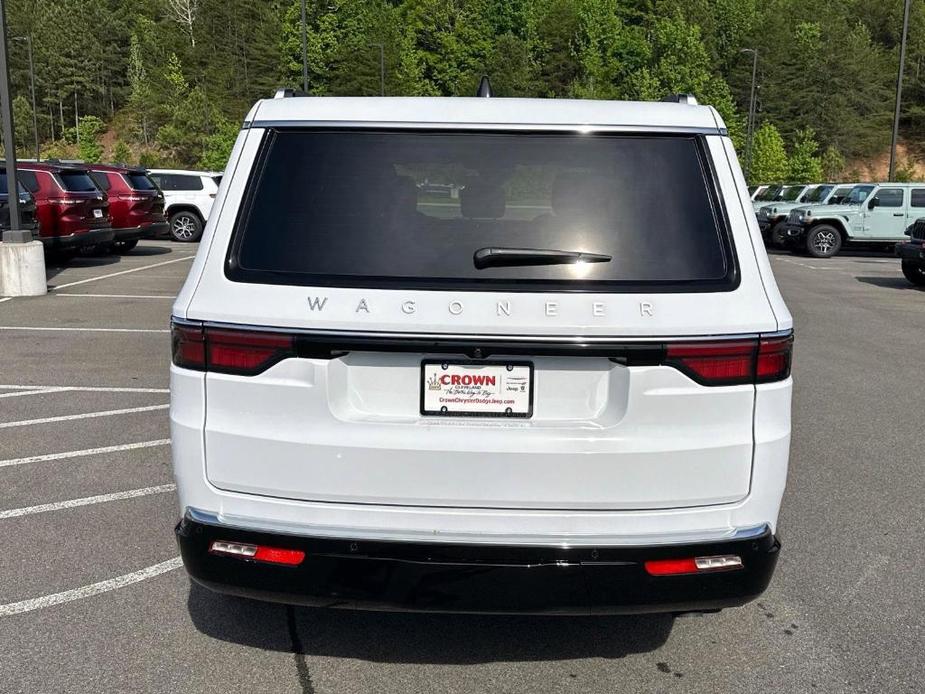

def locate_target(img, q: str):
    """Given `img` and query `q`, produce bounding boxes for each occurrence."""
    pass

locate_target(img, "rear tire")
[901,260,925,286]
[805,224,843,258]
[169,211,203,242]
[112,239,139,254]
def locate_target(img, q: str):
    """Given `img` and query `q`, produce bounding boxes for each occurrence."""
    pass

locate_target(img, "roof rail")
[274,87,308,99]
[661,93,699,105]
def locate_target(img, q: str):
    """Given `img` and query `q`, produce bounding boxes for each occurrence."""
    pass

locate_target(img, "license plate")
[421,361,533,418]
[93,208,103,218]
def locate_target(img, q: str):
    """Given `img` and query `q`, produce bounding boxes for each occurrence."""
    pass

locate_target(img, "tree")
[12,95,33,154]
[167,0,198,47]
[156,87,217,166]
[820,145,845,181]
[112,140,132,165]
[77,115,105,163]
[750,122,789,184]
[128,32,152,146]
[788,128,823,183]
[199,118,239,170]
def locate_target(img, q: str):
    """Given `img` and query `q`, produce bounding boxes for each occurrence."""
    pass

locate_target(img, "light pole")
[740,48,759,180]
[369,43,384,95]
[13,36,38,162]
[300,0,308,92]
[888,0,912,181]
[0,0,20,235]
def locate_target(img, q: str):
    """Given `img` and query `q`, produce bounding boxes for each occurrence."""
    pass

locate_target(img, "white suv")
[148,169,222,242]
[171,94,793,615]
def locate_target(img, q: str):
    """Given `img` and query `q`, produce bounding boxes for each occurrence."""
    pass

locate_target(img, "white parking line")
[0,484,176,519]
[0,439,170,468]
[55,293,176,299]
[0,385,169,394]
[0,387,73,400]
[0,404,168,429]
[0,326,168,334]
[0,557,183,617]
[49,255,195,291]
[0,297,12,304]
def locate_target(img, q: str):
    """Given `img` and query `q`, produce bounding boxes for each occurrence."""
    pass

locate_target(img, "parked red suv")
[87,164,168,253]
[15,161,112,255]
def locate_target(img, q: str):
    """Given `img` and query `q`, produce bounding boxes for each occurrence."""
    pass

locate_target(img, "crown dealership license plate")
[421,360,534,417]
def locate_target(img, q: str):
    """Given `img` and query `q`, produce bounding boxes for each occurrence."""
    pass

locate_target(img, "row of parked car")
[0,160,221,257]
[749,181,925,285]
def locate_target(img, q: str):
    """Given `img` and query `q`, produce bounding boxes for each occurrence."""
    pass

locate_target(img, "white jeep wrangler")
[171,91,793,615]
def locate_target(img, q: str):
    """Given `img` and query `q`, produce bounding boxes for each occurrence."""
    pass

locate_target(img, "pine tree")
[750,122,789,184]
[820,146,845,181]
[788,128,823,183]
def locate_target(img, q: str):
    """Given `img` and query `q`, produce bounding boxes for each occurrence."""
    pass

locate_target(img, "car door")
[908,188,925,228]
[862,186,907,240]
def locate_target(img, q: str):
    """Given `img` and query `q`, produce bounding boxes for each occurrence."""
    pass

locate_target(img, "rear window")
[229,130,735,292]
[126,173,157,191]
[57,171,98,192]
[89,171,111,192]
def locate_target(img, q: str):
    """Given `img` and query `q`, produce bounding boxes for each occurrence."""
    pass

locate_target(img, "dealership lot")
[0,241,923,694]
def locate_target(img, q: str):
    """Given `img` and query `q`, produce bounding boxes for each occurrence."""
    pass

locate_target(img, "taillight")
[666,334,792,386]
[644,555,743,576]
[171,321,295,375]
[209,540,305,566]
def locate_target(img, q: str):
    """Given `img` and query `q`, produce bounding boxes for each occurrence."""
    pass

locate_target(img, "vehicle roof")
[148,168,222,176]
[88,163,147,174]
[246,96,726,134]
[2,161,89,173]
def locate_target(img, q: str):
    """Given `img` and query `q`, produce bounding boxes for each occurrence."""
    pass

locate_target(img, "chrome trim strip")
[248,121,724,136]
[172,317,790,345]
[185,508,770,548]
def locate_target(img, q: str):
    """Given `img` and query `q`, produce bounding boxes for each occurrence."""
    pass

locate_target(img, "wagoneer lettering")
[172,94,792,615]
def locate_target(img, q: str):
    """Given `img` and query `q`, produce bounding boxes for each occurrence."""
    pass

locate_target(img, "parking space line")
[0,297,12,304]
[0,484,176,520]
[0,439,170,468]
[56,293,176,299]
[0,387,72,399]
[0,326,168,334]
[49,255,195,291]
[0,404,169,429]
[0,385,169,394]
[0,557,183,617]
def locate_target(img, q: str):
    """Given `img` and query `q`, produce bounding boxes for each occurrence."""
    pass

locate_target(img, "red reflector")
[253,546,306,566]
[644,558,699,576]
[665,340,756,385]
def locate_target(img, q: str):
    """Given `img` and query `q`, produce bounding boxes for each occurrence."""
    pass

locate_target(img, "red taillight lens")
[643,558,699,576]
[171,322,295,375]
[756,334,793,382]
[644,555,743,576]
[209,540,305,566]
[666,335,792,386]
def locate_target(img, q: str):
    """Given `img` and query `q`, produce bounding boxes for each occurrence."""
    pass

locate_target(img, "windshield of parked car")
[828,187,853,204]
[57,171,99,192]
[803,185,833,203]
[780,186,804,202]
[230,130,734,291]
[844,185,875,204]
[755,185,781,201]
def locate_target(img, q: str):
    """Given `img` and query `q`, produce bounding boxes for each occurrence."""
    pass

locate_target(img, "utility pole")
[741,48,759,180]
[369,43,384,95]
[0,0,46,296]
[889,0,912,181]
[13,36,38,161]
[300,0,308,92]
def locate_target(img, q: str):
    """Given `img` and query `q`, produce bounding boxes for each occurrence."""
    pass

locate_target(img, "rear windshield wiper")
[473,247,612,270]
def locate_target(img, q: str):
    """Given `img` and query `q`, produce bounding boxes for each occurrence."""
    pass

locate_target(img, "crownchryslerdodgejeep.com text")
[171,93,793,615]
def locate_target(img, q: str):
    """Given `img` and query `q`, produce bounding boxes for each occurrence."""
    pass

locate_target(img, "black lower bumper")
[113,222,167,243]
[176,517,780,615]
[896,241,925,263]
[40,227,114,250]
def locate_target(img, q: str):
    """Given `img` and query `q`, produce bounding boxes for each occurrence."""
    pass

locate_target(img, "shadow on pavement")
[43,254,120,281]
[124,245,175,256]
[856,276,922,290]
[186,583,675,664]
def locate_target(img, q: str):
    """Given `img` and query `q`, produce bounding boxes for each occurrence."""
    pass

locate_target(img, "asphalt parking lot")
[1,240,923,693]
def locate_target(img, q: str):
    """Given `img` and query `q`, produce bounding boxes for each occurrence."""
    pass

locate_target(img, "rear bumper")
[113,222,168,242]
[896,241,925,263]
[40,227,114,250]
[176,514,780,615]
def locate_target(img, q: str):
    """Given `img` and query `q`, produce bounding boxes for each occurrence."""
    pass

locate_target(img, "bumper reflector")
[644,554,743,576]
[210,540,305,566]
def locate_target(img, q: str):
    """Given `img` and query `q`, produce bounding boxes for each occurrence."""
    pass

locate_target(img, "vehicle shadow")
[126,244,174,256]
[186,583,675,664]
[43,254,120,281]
[856,276,922,291]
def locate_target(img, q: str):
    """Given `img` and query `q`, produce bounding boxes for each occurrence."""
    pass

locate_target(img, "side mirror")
[868,196,879,210]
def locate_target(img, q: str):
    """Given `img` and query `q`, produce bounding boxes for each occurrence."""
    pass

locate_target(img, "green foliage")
[12,95,33,154]
[820,145,845,181]
[788,128,823,183]
[750,122,789,184]
[77,115,105,162]
[893,159,920,182]
[112,140,132,165]
[199,118,239,170]
[156,87,218,166]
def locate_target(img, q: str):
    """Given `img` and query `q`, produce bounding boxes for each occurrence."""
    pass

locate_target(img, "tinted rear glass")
[58,171,98,192]
[89,171,111,191]
[230,130,733,291]
[126,173,157,190]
